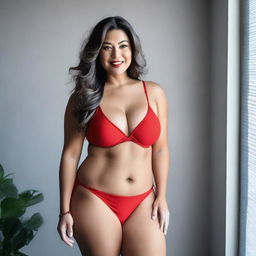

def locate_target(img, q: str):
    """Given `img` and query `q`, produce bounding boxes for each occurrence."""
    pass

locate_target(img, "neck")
[105,73,132,87]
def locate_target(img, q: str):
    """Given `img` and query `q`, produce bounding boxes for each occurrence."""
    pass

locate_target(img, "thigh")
[70,185,122,256]
[121,191,166,256]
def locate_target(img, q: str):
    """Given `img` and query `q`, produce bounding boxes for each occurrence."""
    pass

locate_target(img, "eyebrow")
[102,40,129,45]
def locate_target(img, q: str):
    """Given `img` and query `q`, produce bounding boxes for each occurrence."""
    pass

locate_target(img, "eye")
[102,46,111,50]
[102,45,128,50]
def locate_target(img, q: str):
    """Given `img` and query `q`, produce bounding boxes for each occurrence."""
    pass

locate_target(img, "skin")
[57,29,170,256]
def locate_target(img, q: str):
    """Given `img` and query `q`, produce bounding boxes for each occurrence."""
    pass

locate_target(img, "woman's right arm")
[57,94,85,246]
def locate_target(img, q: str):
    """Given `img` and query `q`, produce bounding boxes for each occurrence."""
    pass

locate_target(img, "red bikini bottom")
[72,174,154,225]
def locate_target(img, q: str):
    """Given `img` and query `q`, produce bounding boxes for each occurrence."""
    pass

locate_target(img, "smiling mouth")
[110,61,124,64]
[110,61,124,67]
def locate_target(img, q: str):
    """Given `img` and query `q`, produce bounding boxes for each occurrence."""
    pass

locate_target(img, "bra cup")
[131,109,161,146]
[85,107,161,148]
[85,110,125,146]
[84,80,161,148]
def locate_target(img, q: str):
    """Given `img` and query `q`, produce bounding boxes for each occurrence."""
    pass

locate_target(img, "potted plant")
[0,164,44,256]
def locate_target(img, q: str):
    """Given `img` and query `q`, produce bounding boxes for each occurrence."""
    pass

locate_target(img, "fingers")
[60,226,74,247]
[152,205,170,235]
[163,211,170,235]
[66,223,73,239]
[159,210,170,235]
[159,210,165,233]
[57,222,75,247]
[152,203,158,220]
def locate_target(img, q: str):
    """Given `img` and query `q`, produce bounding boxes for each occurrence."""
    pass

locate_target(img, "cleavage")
[99,102,149,137]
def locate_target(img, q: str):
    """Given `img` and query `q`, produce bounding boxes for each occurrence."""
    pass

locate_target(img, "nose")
[111,46,121,58]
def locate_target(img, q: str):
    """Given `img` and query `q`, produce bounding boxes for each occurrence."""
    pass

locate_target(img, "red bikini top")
[85,80,161,148]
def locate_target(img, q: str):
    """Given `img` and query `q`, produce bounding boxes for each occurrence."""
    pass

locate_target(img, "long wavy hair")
[68,16,148,131]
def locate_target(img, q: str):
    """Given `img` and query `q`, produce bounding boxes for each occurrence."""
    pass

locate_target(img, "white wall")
[0,0,212,255]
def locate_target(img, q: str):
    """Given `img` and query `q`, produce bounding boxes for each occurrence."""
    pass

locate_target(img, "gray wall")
[0,0,215,255]
[210,0,228,255]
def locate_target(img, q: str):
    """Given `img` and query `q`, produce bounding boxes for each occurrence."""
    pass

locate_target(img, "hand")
[57,213,75,247]
[151,196,170,235]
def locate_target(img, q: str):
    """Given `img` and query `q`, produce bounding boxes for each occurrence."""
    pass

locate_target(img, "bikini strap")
[142,80,149,106]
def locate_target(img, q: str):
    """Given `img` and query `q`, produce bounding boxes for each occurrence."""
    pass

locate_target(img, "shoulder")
[144,80,168,103]
[64,93,80,127]
[65,93,77,116]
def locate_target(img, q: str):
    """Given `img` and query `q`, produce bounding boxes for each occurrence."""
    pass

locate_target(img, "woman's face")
[99,29,132,75]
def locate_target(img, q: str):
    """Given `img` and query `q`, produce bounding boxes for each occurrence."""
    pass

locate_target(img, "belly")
[76,143,154,195]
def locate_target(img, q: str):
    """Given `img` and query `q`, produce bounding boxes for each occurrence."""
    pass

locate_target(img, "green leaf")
[1,217,36,252]
[0,171,15,184]
[15,251,29,256]
[18,190,43,207]
[0,178,18,199]
[2,238,14,254]
[0,164,4,179]
[1,198,26,218]
[2,227,34,252]
[12,227,34,250]
[3,172,15,179]
[0,165,44,253]
[1,217,22,238]
[23,213,43,231]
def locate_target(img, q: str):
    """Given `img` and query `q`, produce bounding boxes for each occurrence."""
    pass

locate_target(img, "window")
[239,0,256,255]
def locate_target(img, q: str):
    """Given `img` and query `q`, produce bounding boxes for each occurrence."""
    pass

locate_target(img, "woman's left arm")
[150,81,170,235]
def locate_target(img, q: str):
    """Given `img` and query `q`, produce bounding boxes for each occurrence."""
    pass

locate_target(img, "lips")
[110,61,124,68]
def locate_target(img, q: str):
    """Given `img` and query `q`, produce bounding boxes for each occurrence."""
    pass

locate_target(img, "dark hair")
[68,16,148,131]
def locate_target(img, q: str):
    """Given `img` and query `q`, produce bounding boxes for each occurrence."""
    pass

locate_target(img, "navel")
[126,177,134,183]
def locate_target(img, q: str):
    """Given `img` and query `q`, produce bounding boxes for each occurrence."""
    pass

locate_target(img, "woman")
[57,16,170,256]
